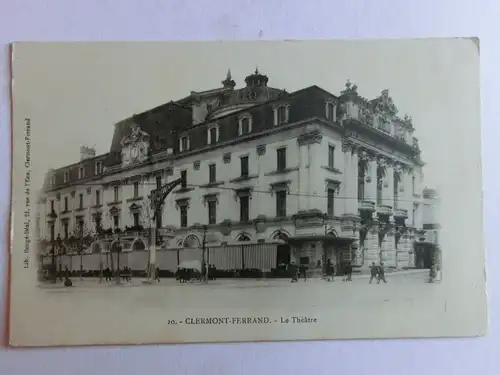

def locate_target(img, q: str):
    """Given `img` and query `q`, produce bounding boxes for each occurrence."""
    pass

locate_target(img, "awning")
[287,235,356,246]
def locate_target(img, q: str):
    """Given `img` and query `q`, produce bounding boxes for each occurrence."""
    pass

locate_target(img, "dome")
[209,68,287,119]
[244,68,269,87]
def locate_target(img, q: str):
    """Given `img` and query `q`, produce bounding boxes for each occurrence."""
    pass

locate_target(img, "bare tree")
[68,222,94,280]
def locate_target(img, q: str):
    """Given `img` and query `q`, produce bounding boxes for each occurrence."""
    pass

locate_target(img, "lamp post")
[202,225,208,283]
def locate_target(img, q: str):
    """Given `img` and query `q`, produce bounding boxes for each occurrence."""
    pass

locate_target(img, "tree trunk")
[80,253,83,280]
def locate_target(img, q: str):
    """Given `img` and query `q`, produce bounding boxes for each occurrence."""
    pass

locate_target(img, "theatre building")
[36,69,439,275]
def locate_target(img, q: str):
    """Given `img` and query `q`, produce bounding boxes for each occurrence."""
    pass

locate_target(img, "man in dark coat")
[369,262,378,284]
[289,262,299,283]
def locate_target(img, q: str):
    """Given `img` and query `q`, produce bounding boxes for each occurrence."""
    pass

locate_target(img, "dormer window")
[51,174,56,186]
[207,125,219,145]
[95,162,102,175]
[325,101,336,122]
[273,104,290,126]
[238,115,252,136]
[180,136,190,152]
[78,166,85,179]
[63,172,69,184]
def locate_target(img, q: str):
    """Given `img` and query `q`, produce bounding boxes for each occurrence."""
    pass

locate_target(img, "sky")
[11,39,481,193]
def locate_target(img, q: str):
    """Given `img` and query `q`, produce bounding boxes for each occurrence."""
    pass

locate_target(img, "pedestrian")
[299,264,307,282]
[289,262,298,283]
[155,266,161,283]
[378,262,387,284]
[369,262,378,284]
[326,259,334,282]
[345,261,353,282]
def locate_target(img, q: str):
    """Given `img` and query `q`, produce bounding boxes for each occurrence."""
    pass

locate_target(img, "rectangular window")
[181,137,188,151]
[78,220,84,235]
[79,167,85,179]
[328,145,335,169]
[208,200,217,225]
[64,197,68,211]
[180,206,188,228]
[277,106,287,125]
[133,213,140,227]
[95,162,102,175]
[326,102,335,120]
[50,200,54,212]
[63,222,69,239]
[277,148,286,171]
[209,127,218,144]
[133,182,139,197]
[240,156,249,177]
[241,118,251,134]
[79,194,83,209]
[156,176,162,189]
[240,196,249,222]
[327,189,335,217]
[50,224,55,242]
[113,215,119,228]
[209,164,216,183]
[412,176,416,195]
[181,170,187,189]
[114,186,119,202]
[95,190,100,205]
[64,172,69,183]
[276,190,287,217]
[358,177,365,201]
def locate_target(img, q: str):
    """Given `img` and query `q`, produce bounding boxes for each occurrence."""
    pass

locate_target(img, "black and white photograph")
[9,40,486,346]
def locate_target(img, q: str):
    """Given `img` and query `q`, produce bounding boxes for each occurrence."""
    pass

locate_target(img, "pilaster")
[363,212,380,267]
[380,223,396,267]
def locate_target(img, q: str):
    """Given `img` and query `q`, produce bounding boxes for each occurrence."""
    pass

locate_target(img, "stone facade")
[36,72,438,273]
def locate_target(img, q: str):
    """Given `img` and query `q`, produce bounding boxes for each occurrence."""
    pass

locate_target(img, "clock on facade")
[246,91,257,100]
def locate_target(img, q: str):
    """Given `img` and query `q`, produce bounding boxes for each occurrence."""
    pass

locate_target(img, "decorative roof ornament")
[402,114,413,128]
[341,79,358,96]
[221,68,236,89]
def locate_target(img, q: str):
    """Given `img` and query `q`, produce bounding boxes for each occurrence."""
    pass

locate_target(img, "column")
[349,151,359,214]
[342,146,358,216]
[307,141,325,212]
[297,144,309,211]
[380,222,396,267]
[363,213,380,267]
[395,232,410,268]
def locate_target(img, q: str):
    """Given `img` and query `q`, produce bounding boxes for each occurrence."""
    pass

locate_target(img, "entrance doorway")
[274,231,291,267]
[277,244,291,265]
[415,245,432,269]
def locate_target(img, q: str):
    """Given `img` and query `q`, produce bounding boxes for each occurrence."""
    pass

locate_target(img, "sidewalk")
[37,269,429,289]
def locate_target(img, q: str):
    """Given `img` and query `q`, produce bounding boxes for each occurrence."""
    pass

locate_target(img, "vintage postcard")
[8,39,487,347]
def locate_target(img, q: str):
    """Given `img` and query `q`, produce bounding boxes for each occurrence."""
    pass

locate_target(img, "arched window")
[238,115,252,135]
[237,233,251,242]
[132,238,146,251]
[179,136,190,152]
[273,104,290,126]
[184,234,201,248]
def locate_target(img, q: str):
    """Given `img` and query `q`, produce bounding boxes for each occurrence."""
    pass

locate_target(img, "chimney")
[80,146,96,161]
